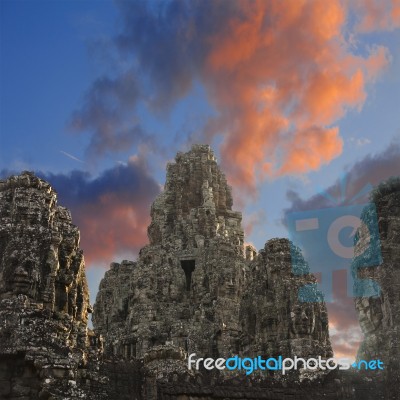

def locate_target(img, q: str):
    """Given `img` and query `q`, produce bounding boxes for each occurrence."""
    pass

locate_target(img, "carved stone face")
[4,256,39,299]
[356,298,383,335]
[11,266,31,295]
[290,304,316,337]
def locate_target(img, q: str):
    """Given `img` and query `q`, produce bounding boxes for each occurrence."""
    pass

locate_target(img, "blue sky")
[1,0,399,359]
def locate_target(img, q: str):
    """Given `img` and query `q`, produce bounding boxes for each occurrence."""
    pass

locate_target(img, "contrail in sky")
[60,150,84,163]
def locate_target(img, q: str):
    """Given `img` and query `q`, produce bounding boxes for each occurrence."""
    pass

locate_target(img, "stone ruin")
[0,145,398,399]
[0,172,108,399]
[93,145,333,397]
[352,177,400,400]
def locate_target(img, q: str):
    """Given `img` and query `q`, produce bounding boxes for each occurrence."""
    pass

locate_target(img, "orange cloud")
[328,304,363,360]
[298,69,365,125]
[72,194,151,265]
[354,0,400,32]
[278,126,343,175]
[201,0,390,192]
[90,0,394,194]
[243,210,267,236]
[219,108,288,190]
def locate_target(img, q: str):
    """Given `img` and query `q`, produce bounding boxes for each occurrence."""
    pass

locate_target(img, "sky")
[1,0,399,360]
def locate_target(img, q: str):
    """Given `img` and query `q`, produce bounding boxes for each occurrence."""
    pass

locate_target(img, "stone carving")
[1,149,397,399]
[0,172,111,399]
[353,177,400,400]
[240,238,332,369]
[93,145,333,394]
[0,173,89,319]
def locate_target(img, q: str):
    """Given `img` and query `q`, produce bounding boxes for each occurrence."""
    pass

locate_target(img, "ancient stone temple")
[1,146,398,399]
[353,177,400,400]
[94,145,246,362]
[93,145,333,397]
[240,238,332,362]
[0,172,108,399]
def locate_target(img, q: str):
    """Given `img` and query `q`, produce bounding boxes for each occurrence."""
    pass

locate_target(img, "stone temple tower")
[93,144,332,390]
[353,178,400,400]
[94,145,247,360]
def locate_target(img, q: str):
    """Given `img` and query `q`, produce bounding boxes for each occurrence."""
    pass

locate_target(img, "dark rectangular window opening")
[181,259,195,291]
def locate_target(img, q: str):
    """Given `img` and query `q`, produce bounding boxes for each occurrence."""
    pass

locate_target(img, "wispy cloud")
[349,137,371,147]
[353,0,400,32]
[284,140,400,217]
[69,71,155,161]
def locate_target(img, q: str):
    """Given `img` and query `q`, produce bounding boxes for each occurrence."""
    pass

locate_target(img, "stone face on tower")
[240,238,332,362]
[0,172,90,320]
[94,145,247,364]
[353,178,400,400]
[93,145,333,391]
[0,172,109,399]
[147,144,244,252]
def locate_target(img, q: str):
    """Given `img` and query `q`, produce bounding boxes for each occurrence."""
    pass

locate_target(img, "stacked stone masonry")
[352,178,400,400]
[94,146,332,371]
[0,146,398,399]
